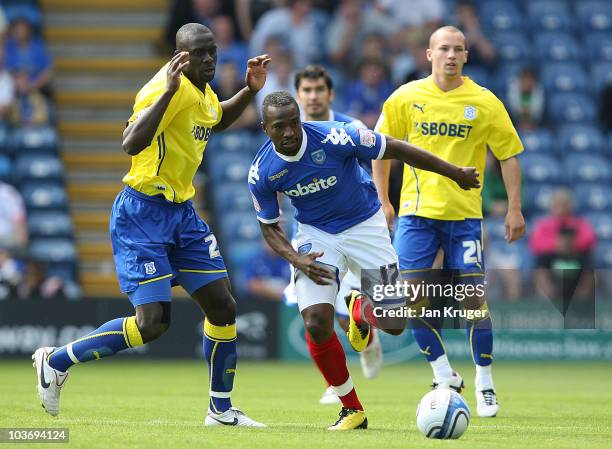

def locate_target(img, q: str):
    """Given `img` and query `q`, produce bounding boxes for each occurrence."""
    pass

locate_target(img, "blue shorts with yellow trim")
[394,216,485,276]
[110,187,228,307]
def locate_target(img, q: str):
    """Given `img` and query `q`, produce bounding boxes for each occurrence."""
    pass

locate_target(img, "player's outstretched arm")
[371,159,395,231]
[382,136,481,191]
[214,54,271,132]
[122,52,189,155]
[259,222,334,286]
[499,156,525,243]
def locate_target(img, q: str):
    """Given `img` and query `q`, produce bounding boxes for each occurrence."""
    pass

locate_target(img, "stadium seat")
[576,1,612,33]
[208,152,252,184]
[219,211,261,242]
[210,130,255,154]
[21,182,67,210]
[15,154,64,183]
[45,262,78,282]
[527,0,573,33]
[534,33,581,62]
[565,154,612,184]
[540,63,588,93]
[0,154,11,183]
[522,183,558,214]
[480,2,523,32]
[10,126,59,154]
[584,212,612,241]
[27,211,73,238]
[574,183,612,213]
[584,32,612,63]
[485,239,533,271]
[224,240,262,271]
[557,124,606,155]
[213,181,253,212]
[591,61,612,94]
[491,34,531,64]
[519,153,563,184]
[519,129,555,153]
[594,241,612,267]
[484,216,506,242]
[462,65,490,87]
[29,238,77,263]
[547,93,597,124]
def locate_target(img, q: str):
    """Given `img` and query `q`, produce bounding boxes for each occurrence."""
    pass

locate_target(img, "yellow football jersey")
[123,63,223,202]
[376,76,523,220]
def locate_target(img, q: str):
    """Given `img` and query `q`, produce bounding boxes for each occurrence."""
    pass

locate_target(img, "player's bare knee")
[136,318,169,343]
[135,302,171,343]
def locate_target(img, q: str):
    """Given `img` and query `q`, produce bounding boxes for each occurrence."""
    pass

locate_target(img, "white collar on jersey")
[273,127,307,162]
[328,109,335,121]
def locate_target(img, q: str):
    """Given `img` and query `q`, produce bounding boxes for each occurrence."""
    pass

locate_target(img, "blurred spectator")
[4,17,53,97]
[0,43,14,121]
[376,0,443,33]
[530,189,596,302]
[249,0,322,68]
[0,180,27,250]
[16,260,74,300]
[0,7,7,38]
[11,69,49,126]
[212,15,248,76]
[216,62,257,129]
[345,58,394,129]
[255,48,295,116]
[507,68,545,131]
[326,0,395,67]
[453,1,496,67]
[402,42,431,84]
[234,0,283,41]
[0,248,21,300]
[482,153,509,218]
[245,239,290,301]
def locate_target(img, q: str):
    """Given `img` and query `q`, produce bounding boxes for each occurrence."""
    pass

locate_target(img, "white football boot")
[359,329,383,379]
[32,347,69,416]
[432,371,464,393]
[476,388,499,417]
[205,407,266,427]
[319,386,341,405]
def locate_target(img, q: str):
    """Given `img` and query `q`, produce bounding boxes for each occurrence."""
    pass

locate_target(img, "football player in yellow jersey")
[364,26,524,417]
[33,23,269,427]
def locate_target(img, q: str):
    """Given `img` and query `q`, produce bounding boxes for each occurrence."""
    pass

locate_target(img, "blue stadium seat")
[209,130,256,155]
[480,2,523,32]
[527,0,573,33]
[29,238,77,263]
[213,181,253,212]
[594,242,612,268]
[224,240,261,270]
[219,211,261,242]
[565,154,612,184]
[557,124,606,155]
[591,61,612,94]
[576,1,612,33]
[519,153,563,184]
[584,32,612,63]
[522,183,557,214]
[45,262,78,282]
[462,65,490,87]
[574,183,612,213]
[485,239,533,271]
[27,211,73,238]
[547,93,597,124]
[0,154,11,183]
[208,152,252,184]
[484,216,506,242]
[519,129,555,153]
[540,63,589,93]
[15,154,64,183]
[534,33,581,62]
[584,212,612,241]
[491,34,531,64]
[21,182,67,210]
[10,126,59,154]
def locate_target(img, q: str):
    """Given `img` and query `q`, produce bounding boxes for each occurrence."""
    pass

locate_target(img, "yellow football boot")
[328,408,368,430]
[345,290,370,352]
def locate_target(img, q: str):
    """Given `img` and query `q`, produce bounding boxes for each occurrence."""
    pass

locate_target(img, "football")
[416,388,470,439]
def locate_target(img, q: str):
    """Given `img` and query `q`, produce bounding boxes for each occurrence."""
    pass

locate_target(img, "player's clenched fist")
[166,51,190,94]
[453,167,481,190]
[293,251,335,286]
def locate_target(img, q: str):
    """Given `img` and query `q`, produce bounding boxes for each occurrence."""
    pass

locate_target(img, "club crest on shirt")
[144,261,156,275]
[464,106,477,120]
[310,149,326,165]
[298,243,312,255]
[358,129,377,148]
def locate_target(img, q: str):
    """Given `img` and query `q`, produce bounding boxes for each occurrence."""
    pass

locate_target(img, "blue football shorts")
[110,187,228,307]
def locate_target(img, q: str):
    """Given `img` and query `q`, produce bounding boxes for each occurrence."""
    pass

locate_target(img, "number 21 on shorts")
[462,240,482,265]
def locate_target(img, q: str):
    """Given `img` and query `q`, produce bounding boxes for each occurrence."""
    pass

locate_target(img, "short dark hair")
[262,91,298,117]
[294,64,333,91]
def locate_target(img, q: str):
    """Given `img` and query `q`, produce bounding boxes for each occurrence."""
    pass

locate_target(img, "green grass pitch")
[1,360,611,449]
